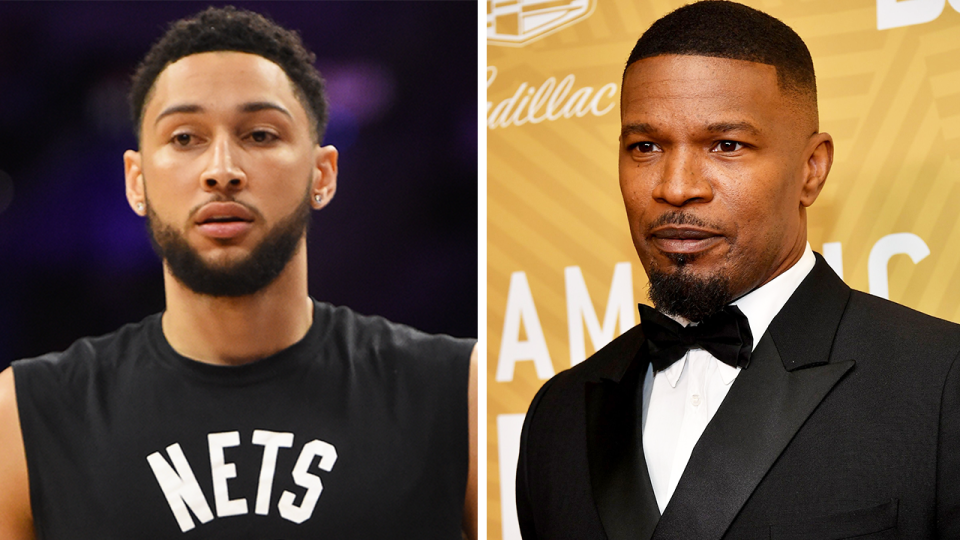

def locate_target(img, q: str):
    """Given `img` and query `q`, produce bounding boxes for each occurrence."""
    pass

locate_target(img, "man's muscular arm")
[0,367,34,539]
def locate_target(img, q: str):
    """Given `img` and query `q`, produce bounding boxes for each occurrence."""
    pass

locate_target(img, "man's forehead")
[623,54,779,92]
[620,55,785,122]
[145,51,301,117]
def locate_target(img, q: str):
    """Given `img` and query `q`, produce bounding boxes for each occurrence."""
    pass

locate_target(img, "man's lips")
[194,202,255,224]
[194,202,255,239]
[648,226,723,253]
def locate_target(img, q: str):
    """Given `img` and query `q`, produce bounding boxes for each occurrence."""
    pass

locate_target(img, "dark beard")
[146,194,311,298]
[647,261,732,322]
[643,210,733,321]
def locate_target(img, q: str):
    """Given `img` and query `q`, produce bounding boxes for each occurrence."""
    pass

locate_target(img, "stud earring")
[314,193,323,204]
[136,202,144,212]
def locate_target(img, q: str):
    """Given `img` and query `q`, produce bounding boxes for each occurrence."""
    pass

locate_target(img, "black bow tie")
[638,304,754,372]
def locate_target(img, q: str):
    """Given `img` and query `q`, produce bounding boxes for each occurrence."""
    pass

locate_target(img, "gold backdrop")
[486,0,960,538]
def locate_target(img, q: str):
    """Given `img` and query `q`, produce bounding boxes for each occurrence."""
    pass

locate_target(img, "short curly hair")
[129,6,328,142]
[626,1,816,103]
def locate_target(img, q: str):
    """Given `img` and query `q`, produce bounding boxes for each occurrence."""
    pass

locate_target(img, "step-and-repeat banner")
[487,0,960,537]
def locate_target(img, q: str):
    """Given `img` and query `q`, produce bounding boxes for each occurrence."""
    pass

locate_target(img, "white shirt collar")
[661,355,686,387]
[659,244,816,387]
[660,352,691,387]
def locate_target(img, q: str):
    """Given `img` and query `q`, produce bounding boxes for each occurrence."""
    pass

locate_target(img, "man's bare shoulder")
[0,367,35,540]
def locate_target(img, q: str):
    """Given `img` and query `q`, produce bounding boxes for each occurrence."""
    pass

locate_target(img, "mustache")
[644,211,721,233]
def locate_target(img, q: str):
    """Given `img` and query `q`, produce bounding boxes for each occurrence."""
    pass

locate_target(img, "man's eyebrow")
[153,102,293,127]
[706,121,760,136]
[621,123,658,137]
[240,101,293,119]
[154,104,203,126]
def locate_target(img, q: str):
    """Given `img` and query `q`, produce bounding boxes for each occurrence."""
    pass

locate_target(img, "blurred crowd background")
[0,1,478,368]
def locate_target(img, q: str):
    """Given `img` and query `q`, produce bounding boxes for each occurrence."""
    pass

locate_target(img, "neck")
[160,244,313,366]
[755,221,809,292]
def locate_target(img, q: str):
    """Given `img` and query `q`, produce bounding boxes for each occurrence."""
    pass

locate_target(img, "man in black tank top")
[0,7,477,539]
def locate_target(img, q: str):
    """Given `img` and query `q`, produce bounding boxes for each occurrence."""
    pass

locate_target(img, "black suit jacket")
[516,255,960,539]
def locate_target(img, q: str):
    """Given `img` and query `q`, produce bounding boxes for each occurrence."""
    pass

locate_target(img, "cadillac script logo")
[487,0,595,47]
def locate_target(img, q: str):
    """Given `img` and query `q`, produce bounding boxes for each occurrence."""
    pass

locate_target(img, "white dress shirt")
[641,244,816,513]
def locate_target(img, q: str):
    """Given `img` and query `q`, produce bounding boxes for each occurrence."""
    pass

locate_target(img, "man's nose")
[651,147,713,207]
[200,135,246,193]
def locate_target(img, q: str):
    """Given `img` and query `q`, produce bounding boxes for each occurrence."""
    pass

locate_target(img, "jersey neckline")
[146,299,327,386]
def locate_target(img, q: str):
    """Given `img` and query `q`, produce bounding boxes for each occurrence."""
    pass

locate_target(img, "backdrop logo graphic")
[876,0,960,29]
[487,66,617,129]
[487,0,595,47]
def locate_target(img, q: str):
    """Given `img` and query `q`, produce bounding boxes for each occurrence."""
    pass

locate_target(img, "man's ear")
[310,144,338,210]
[124,149,147,216]
[800,132,833,208]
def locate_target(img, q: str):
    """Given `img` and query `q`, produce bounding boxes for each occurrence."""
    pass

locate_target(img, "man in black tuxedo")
[516,2,960,538]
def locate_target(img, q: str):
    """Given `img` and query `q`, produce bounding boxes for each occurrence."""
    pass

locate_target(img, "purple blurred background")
[0,1,478,367]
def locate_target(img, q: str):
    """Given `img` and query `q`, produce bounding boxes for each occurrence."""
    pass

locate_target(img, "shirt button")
[691,394,701,406]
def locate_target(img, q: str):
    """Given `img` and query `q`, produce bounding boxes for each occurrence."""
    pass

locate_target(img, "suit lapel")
[653,335,854,539]
[652,256,856,540]
[585,325,661,540]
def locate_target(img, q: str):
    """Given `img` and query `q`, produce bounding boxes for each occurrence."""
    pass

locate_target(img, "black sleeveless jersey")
[13,300,473,539]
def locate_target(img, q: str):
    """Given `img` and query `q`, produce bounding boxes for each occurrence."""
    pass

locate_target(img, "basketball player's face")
[619,55,832,306]
[123,52,337,295]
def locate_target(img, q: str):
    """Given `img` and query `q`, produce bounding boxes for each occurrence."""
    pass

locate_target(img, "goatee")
[647,258,733,322]
[146,194,311,297]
